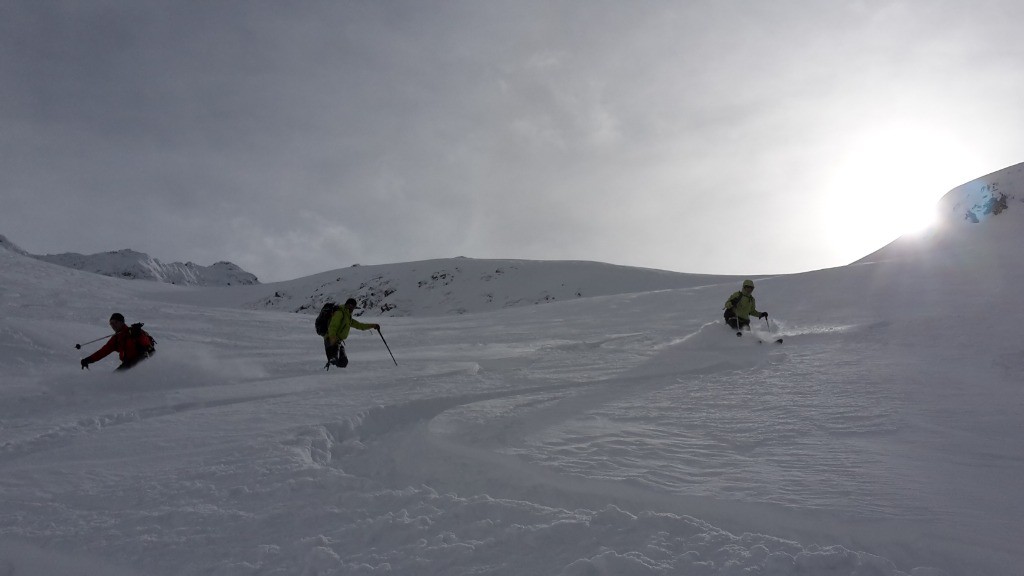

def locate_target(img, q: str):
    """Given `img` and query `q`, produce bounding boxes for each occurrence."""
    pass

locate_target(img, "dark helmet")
[110,312,125,322]
[344,298,358,308]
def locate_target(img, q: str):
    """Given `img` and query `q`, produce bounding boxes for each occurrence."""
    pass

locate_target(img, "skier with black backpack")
[315,298,380,370]
[723,279,768,332]
[80,312,156,371]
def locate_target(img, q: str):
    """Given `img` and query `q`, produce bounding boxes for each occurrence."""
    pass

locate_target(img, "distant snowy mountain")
[0,236,259,286]
[230,257,731,318]
[171,160,1022,318]
[0,234,30,256]
[148,255,738,318]
[858,161,1024,263]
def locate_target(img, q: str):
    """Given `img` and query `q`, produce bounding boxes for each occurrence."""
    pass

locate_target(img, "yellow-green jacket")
[327,306,374,343]
[724,291,761,321]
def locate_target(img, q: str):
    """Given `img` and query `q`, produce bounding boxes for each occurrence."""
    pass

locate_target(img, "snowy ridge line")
[29,247,260,287]
[0,393,293,464]
[244,257,733,318]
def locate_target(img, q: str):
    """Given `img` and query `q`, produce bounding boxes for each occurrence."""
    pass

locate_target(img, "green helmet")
[742,279,754,288]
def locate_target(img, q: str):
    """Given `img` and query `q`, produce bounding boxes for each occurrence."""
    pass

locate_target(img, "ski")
[735,330,782,344]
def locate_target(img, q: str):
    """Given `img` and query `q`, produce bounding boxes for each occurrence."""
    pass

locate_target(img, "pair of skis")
[736,331,783,344]
[736,317,783,344]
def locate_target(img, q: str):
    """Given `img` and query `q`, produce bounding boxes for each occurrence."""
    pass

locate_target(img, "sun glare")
[824,122,970,261]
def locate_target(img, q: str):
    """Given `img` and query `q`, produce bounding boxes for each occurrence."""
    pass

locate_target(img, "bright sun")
[824,122,973,261]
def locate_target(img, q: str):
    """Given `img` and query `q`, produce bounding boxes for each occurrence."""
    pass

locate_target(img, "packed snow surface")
[1,164,1022,575]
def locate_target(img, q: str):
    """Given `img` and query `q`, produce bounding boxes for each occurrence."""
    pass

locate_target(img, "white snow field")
[1,164,1022,575]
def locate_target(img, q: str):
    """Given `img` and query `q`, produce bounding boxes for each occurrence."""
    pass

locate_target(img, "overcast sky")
[2,1,1022,282]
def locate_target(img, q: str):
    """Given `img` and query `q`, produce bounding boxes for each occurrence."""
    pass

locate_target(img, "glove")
[371,324,381,331]
[80,359,90,370]
[759,312,769,319]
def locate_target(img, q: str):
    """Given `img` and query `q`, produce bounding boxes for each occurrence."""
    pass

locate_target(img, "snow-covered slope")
[238,258,731,317]
[1,162,1023,576]
[857,161,1024,264]
[25,246,259,286]
[0,234,30,256]
[1,235,721,315]
[142,256,736,318]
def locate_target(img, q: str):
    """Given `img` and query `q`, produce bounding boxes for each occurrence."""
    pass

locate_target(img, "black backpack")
[128,322,156,355]
[314,303,339,336]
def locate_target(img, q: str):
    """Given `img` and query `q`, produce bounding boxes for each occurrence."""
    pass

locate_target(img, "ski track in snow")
[0,313,1001,576]
[1,306,1010,576]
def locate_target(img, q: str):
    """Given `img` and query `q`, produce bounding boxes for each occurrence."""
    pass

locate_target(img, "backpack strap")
[725,292,741,310]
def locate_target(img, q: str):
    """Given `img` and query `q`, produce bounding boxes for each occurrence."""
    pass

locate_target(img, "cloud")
[2,1,1023,281]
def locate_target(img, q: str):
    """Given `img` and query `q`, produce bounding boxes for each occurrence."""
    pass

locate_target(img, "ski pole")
[75,334,110,349]
[377,329,398,366]
[763,315,770,332]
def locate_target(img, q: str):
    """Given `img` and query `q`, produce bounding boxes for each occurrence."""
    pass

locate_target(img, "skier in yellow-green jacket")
[325,298,380,368]
[723,279,768,331]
